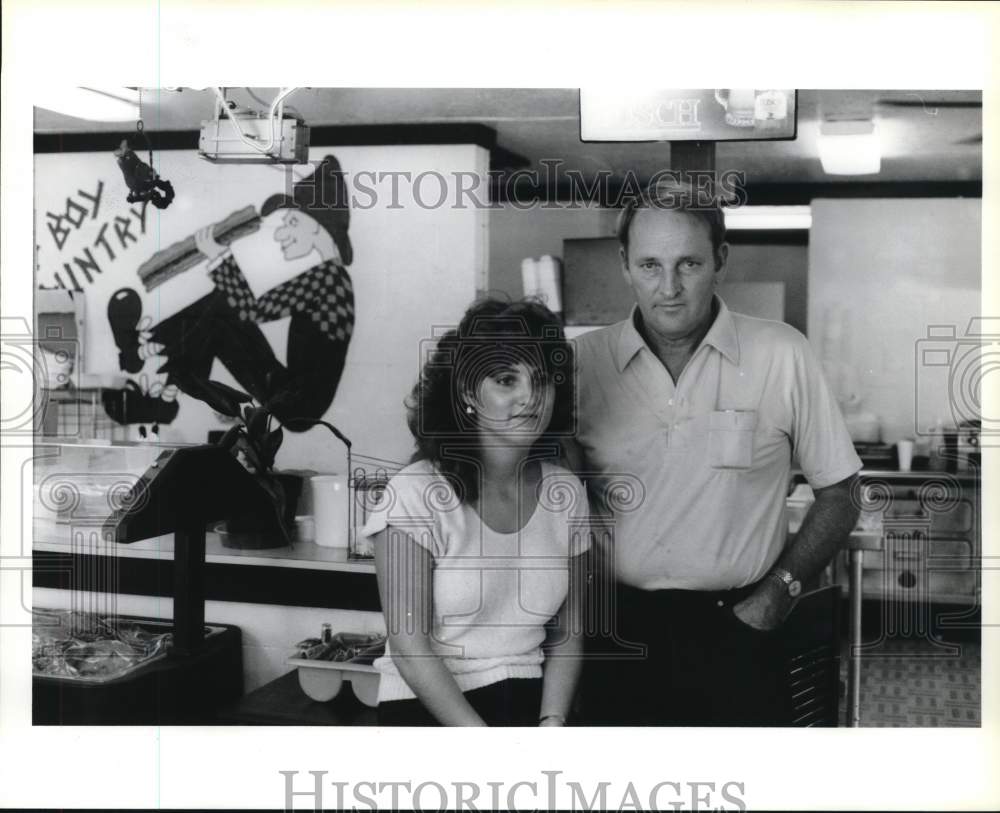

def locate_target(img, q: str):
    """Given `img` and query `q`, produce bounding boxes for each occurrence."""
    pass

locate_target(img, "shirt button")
[716,600,724,607]
[668,399,674,406]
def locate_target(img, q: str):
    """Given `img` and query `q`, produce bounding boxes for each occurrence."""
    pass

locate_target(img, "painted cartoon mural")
[103,154,354,430]
[35,141,484,467]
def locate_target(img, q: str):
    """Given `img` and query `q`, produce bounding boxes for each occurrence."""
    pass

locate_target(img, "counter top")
[855,468,980,481]
[34,466,977,572]
[791,468,980,484]
[33,519,376,574]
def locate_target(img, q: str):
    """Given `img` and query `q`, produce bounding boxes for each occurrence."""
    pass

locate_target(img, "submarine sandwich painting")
[37,153,355,435]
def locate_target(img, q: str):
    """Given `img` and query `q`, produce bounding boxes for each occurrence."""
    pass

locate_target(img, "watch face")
[788,580,802,598]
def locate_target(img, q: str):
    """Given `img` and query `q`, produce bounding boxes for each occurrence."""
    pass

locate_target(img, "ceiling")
[33,88,983,186]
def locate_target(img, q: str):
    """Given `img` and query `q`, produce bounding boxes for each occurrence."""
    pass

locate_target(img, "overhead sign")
[580,88,797,141]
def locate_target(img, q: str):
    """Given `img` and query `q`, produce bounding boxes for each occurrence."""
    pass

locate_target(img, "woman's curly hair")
[405,297,575,503]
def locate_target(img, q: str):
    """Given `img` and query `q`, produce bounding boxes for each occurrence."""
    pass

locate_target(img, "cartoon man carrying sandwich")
[107,154,354,427]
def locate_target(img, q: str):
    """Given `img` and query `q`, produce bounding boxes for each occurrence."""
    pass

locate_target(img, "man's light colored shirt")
[573,298,862,591]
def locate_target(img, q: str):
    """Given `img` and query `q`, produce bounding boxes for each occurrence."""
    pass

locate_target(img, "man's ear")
[619,245,631,287]
[713,242,730,286]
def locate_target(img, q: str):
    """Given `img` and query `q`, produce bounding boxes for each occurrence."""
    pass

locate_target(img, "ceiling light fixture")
[198,87,309,163]
[724,205,812,230]
[35,87,142,122]
[818,119,881,176]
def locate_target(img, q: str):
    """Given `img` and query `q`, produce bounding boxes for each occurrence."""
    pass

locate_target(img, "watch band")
[768,567,802,597]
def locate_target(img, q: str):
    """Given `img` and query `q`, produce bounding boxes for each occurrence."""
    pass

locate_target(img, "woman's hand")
[195,225,227,265]
[538,551,587,730]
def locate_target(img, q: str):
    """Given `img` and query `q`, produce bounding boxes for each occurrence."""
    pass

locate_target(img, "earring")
[465,405,474,415]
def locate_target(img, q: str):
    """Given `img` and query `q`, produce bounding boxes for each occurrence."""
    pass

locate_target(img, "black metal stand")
[173,525,207,656]
[104,444,279,652]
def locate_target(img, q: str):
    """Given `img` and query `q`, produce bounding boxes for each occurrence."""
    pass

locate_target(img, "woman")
[362,298,589,726]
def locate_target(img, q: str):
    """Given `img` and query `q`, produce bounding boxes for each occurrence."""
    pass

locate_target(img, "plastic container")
[311,474,350,548]
[287,657,380,706]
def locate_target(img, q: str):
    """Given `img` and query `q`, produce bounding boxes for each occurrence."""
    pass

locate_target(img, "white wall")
[489,205,808,332]
[488,203,618,297]
[808,198,981,443]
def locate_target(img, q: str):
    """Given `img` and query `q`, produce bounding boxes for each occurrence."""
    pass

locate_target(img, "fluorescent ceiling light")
[724,205,812,230]
[818,119,881,175]
[35,87,141,122]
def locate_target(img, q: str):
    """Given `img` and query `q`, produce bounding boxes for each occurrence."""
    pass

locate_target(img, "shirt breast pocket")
[707,410,757,470]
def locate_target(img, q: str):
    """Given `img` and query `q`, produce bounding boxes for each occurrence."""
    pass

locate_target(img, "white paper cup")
[311,475,350,548]
[521,257,539,299]
[897,440,914,472]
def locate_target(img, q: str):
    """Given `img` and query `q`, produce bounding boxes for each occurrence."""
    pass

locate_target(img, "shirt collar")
[615,295,741,372]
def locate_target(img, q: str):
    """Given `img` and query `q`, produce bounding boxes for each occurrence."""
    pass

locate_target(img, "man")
[107,154,354,428]
[571,179,861,726]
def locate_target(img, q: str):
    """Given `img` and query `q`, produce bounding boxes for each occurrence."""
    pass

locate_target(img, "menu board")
[580,88,797,141]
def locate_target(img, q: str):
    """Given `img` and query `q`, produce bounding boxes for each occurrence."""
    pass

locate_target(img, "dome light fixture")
[35,87,142,122]
[818,119,882,176]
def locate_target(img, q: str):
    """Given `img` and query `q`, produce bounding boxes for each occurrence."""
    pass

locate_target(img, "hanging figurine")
[113,120,175,210]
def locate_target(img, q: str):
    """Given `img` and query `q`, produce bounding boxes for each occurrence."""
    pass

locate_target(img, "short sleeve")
[790,336,863,489]
[538,465,592,557]
[359,463,450,557]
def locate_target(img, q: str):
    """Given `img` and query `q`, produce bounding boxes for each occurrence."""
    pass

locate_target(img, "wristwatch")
[768,567,802,598]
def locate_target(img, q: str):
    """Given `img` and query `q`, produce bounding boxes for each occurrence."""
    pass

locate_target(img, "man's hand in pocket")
[732,579,794,631]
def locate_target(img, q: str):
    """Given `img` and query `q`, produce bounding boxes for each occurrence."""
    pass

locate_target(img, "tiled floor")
[842,635,981,727]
